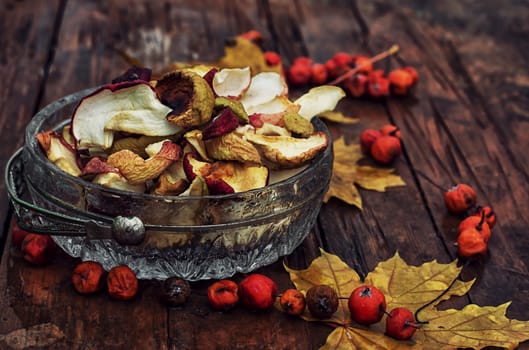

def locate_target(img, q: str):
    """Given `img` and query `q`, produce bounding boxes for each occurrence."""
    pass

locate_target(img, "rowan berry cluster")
[444,184,497,258]
[360,124,402,164]
[265,51,418,98]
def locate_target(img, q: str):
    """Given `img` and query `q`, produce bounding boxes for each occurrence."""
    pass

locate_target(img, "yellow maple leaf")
[283,250,529,350]
[317,111,359,124]
[324,137,405,209]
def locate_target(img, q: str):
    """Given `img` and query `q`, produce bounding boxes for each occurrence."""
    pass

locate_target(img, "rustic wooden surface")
[1,0,528,349]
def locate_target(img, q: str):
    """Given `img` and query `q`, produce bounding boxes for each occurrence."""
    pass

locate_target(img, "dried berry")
[388,68,415,95]
[72,261,105,294]
[238,274,278,311]
[385,307,418,340]
[370,135,402,165]
[444,184,477,214]
[264,51,282,66]
[11,222,29,248]
[458,212,491,243]
[473,205,497,229]
[457,227,488,258]
[367,73,390,98]
[359,128,382,155]
[342,73,368,97]
[21,234,56,265]
[162,277,191,307]
[380,124,401,139]
[306,285,339,319]
[348,285,386,325]
[351,55,373,74]
[208,279,239,310]
[280,289,306,316]
[287,64,311,86]
[310,63,328,85]
[107,265,138,301]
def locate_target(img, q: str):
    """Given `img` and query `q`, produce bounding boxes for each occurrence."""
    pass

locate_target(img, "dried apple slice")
[205,132,262,164]
[245,131,328,168]
[245,95,295,116]
[183,153,268,194]
[183,130,211,161]
[93,172,146,193]
[202,108,240,140]
[212,67,251,99]
[107,140,180,184]
[240,72,287,113]
[294,85,346,120]
[36,131,82,176]
[155,70,214,128]
[71,81,180,150]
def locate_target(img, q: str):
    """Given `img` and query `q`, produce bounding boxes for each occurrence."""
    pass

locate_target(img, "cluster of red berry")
[360,124,402,164]
[444,184,497,258]
[265,50,418,98]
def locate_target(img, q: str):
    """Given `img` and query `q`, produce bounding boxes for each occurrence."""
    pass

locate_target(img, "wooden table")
[1,1,528,349]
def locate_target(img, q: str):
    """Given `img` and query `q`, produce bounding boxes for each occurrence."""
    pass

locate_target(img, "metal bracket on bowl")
[5,148,145,246]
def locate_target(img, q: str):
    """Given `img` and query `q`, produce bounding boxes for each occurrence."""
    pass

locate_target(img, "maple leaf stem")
[328,45,400,85]
[414,271,461,324]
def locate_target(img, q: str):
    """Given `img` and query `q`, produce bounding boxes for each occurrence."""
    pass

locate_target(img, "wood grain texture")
[1,0,528,349]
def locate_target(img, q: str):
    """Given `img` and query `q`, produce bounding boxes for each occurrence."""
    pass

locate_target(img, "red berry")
[351,55,373,74]
[388,68,415,95]
[306,285,339,319]
[324,59,340,79]
[106,265,138,301]
[310,63,328,85]
[370,135,402,165]
[72,261,105,294]
[342,73,368,97]
[348,285,386,325]
[264,51,282,66]
[457,228,488,258]
[444,184,477,214]
[367,75,390,98]
[208,280,239,310]
[473,205,497,229]
[21,234,56,265]
[403,66,419,85]
[238,274,278,311]
[292,56,313,67]
[379,124,401,139]
[458,215,491,243]
[287,64,311,86]
[359,129,382,155]
[280,289,306,316]
[385,307,418,340]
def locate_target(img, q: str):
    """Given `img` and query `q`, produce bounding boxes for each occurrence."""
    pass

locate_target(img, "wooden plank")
[0,0,61,252]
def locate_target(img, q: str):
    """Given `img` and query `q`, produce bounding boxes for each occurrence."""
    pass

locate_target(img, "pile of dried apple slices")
[36,66,344,196]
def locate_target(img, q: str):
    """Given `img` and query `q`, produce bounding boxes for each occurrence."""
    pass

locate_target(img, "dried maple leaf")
[0,323,65,350]
[324,137,405,209]
[317,111,359,124]
[283,249,529,350]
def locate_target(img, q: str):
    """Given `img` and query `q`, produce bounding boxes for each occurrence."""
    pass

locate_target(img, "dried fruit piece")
[183,153,268,194]
[21,234,56,265]
[385,307,418,340]
[161,277,192,307]
[245,132,328,168]
[111,66,152,84]
[72,261,105,294]
[81,157,119,177]
[107,265,138,301]
[457,228,488,258]
[306,285,339,319]
[280,289,306,316]
[348,285,386,325]
[152,162,189,196]
[205,132,261,164]
[92,172,146,193]
[107,141,180,184]
[294,86,345,120]
[110,135,170,158]
[155,70,215,128]
[214,96,249,123]
[238,274,278,311]
[240,72,287,113]
[212,67,251,99]
[202,108,240,140]
[283,112,314,137]
[208,280,239,310]
[370,135,402,165]
[71,82,179,150]
[245,95,295,117]
[36,131,82,176]
[183,130,211,161]
[444,184,477,214]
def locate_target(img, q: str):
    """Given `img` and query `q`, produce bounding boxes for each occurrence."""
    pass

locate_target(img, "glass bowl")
[6,88,333,281]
